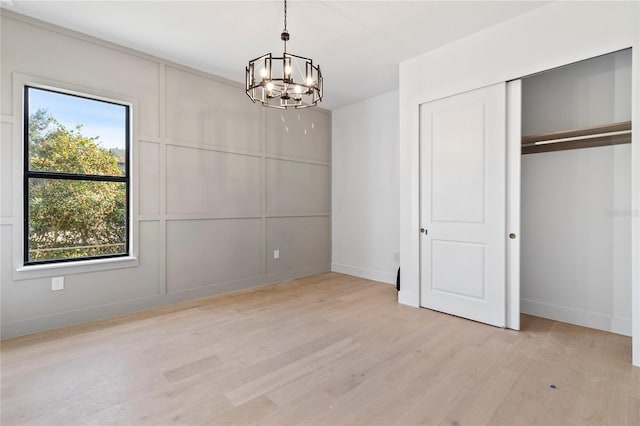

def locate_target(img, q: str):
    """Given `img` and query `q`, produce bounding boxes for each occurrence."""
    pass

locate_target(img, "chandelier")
[245,0,323,109]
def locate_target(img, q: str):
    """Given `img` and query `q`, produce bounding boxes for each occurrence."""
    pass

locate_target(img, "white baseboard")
[521,298,631,336]
[331,263,396,285]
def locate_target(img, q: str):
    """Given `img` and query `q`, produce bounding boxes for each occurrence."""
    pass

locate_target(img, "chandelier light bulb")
[295,85,302,94]
[260,68,268,79]
[266,82,274,91]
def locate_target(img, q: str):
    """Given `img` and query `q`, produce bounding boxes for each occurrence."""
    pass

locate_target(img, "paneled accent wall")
[0,11,331,338]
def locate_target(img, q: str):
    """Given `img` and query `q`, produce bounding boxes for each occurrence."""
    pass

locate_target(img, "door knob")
[420,228,428,235]
[509,233,516,239]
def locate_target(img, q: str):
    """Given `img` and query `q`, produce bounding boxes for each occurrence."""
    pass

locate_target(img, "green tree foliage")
[28,109,126,261]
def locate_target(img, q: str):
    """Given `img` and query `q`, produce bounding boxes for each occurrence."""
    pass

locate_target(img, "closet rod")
[522,129,631,148]
[521,120,631,155]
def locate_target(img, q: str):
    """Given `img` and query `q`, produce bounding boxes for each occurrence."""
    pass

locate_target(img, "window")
[24,86,130,265]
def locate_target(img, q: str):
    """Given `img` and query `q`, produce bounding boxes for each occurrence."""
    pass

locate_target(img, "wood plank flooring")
[1,272,638,425]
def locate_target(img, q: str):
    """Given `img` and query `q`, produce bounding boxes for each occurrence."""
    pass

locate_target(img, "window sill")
[14,256,139,281]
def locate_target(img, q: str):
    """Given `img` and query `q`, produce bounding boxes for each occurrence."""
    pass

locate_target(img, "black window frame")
[23,85,131,266]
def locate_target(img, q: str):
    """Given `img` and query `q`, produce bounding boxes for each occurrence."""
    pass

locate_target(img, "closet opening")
[519,48,632,336]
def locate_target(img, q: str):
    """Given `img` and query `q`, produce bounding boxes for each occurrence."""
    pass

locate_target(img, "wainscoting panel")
[266,159,330,215]
[166,218,262,292]
[266,216,331,274]
[165,66,261,153]
[166,145,262,216]
[266,107,331,163]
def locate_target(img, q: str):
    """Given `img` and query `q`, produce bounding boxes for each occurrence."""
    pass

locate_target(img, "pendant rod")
[281,0,289,53]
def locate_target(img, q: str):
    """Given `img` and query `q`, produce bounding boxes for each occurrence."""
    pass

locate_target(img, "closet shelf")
[521,121,631,155]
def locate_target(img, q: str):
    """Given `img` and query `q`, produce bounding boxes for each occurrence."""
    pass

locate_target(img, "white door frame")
[631,41,639,367]
[506,80,522,331]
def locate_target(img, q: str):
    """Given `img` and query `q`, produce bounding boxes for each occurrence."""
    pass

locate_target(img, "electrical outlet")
[273,249,280,259]
[51,276,64,291]
[393,252,400,262]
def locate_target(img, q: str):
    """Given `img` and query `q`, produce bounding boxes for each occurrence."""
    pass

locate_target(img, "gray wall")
[0,12,331,338]
[521,50,631,335]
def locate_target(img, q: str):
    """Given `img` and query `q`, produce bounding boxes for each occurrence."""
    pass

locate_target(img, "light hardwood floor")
[1,272,638,425]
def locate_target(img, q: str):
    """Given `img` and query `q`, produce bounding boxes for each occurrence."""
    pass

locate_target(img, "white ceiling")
[3,1,549,110]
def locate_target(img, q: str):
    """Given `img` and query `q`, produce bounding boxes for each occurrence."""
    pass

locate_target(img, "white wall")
[398,1,640,364]
[522,50,632,135]
[332,91,399,284]
[0,12,331,338]
[521,51,632,335]
[522,146,631,334]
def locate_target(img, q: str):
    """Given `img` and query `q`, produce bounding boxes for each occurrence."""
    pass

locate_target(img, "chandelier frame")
[245,0,323,109]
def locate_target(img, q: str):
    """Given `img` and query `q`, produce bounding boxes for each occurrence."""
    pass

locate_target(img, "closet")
[520,49,632,336]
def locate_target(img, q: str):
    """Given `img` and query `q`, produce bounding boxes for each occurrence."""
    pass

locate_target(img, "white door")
[419,83,506,327]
